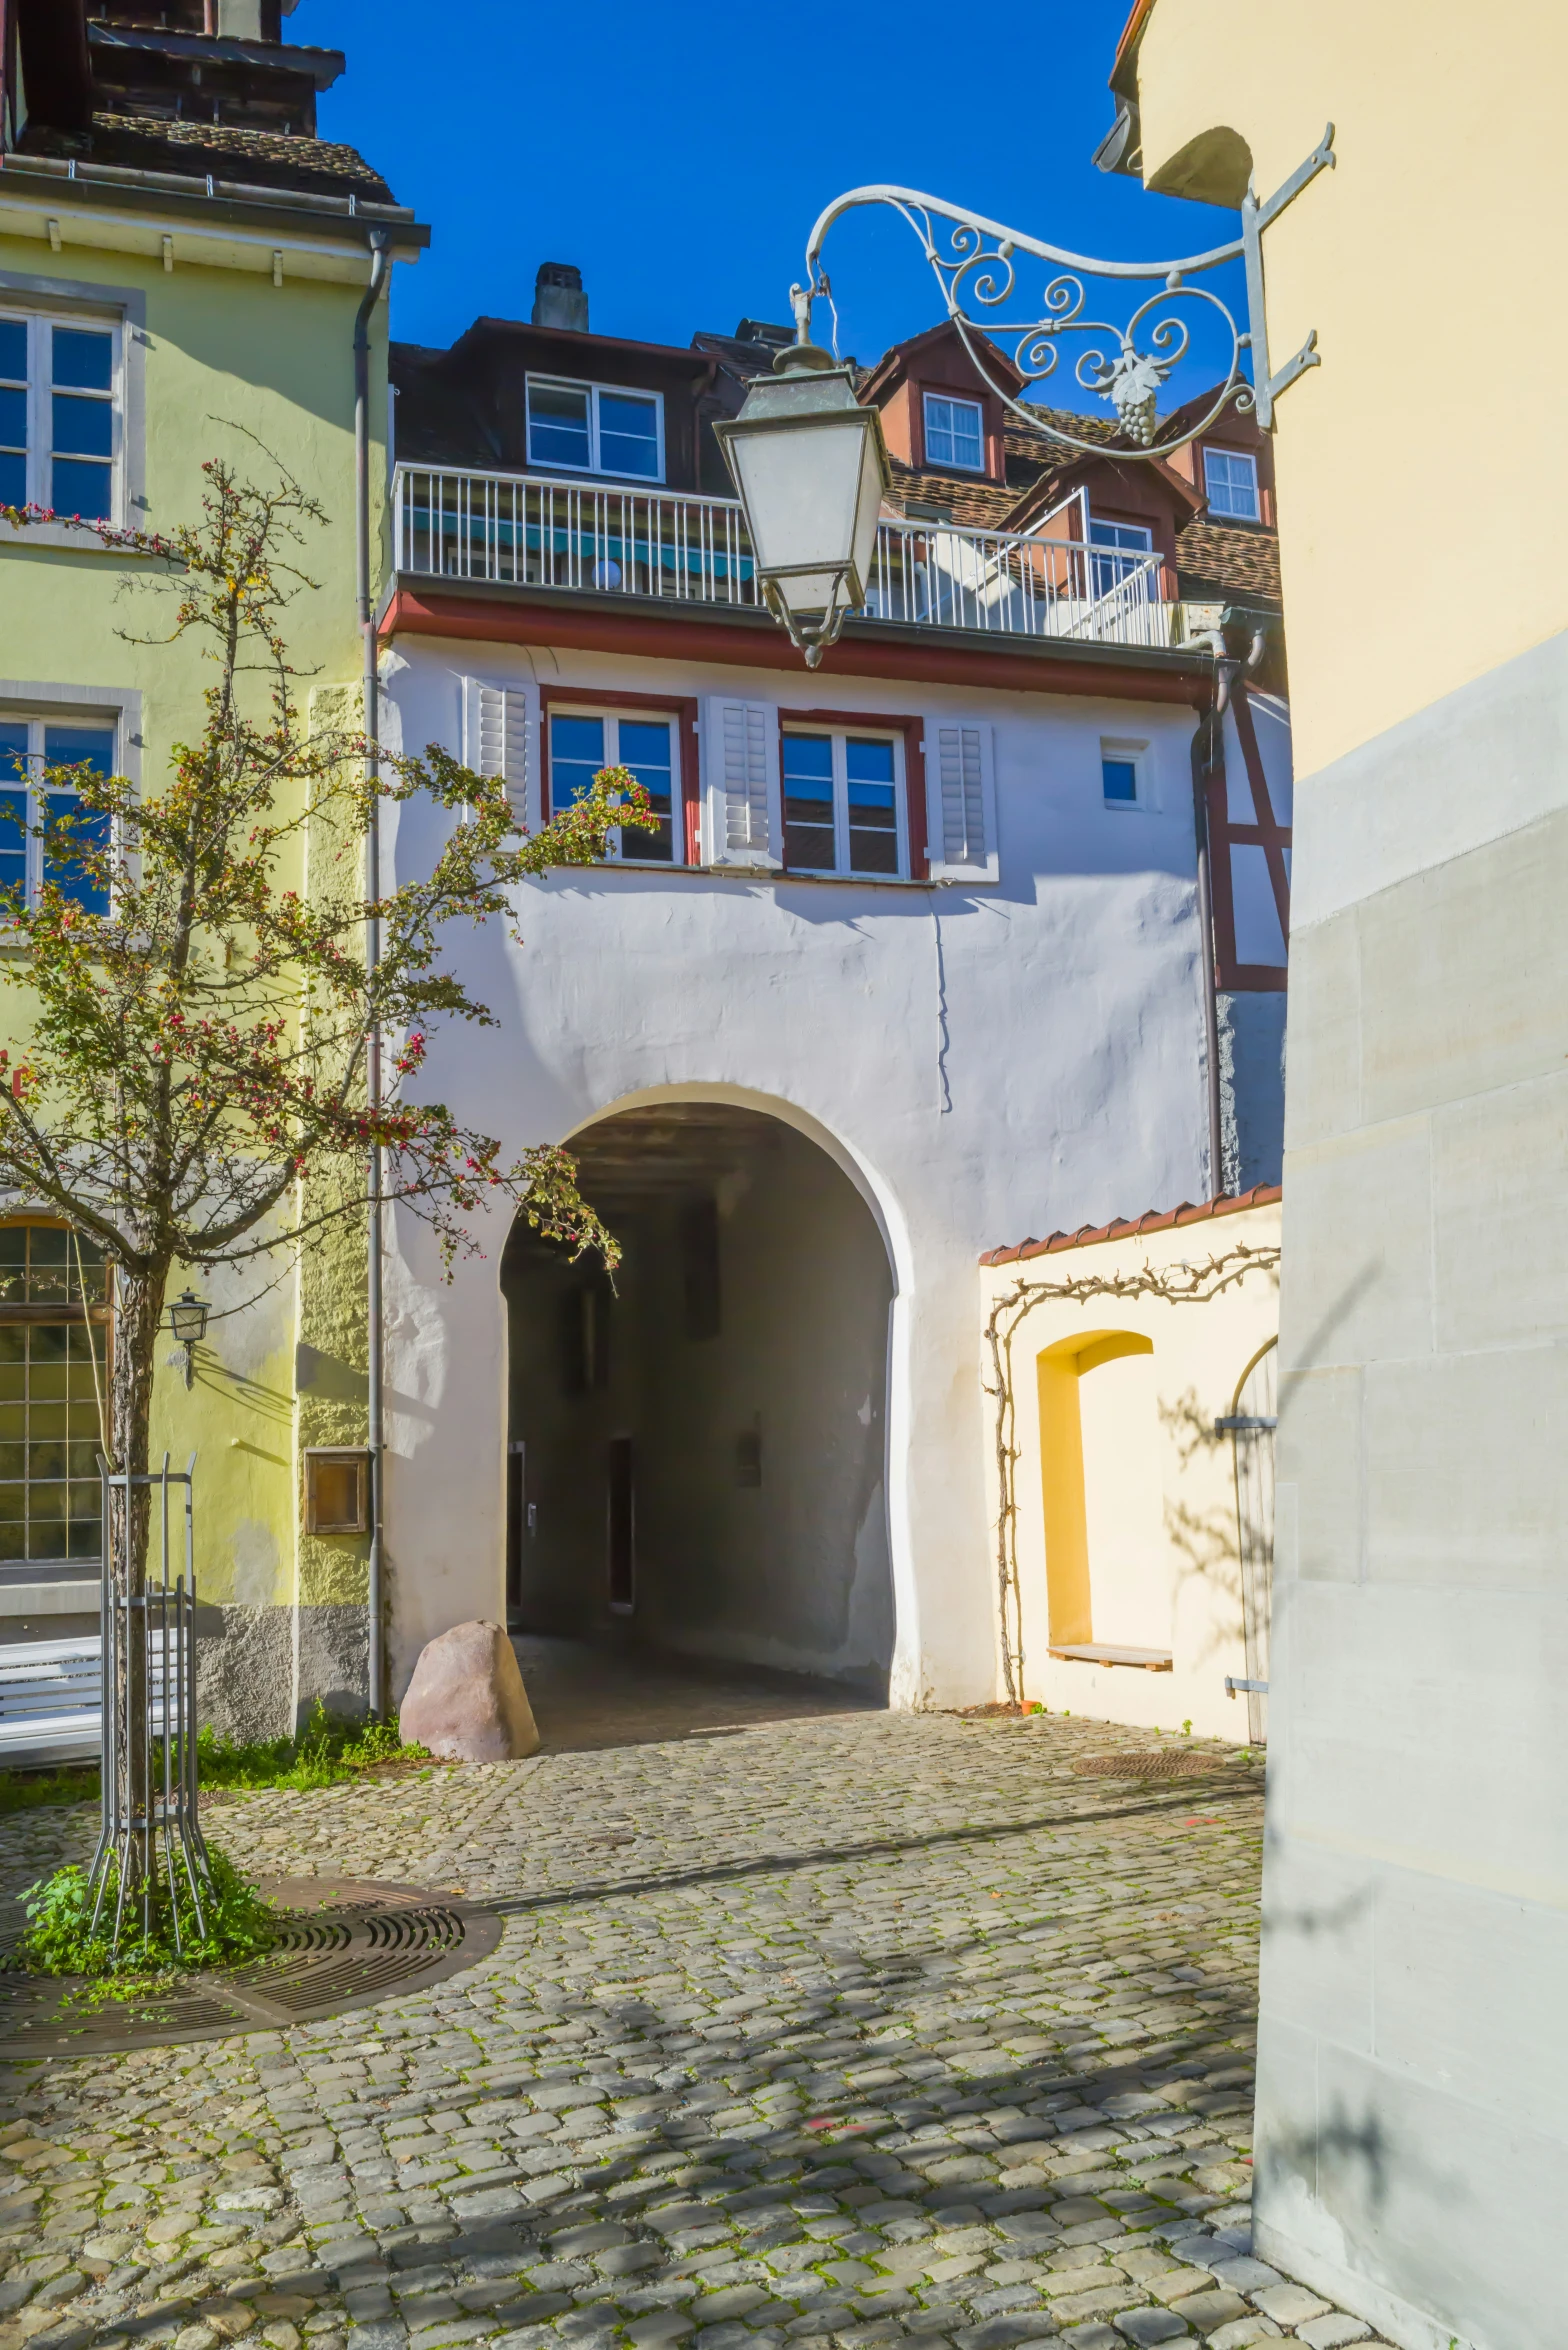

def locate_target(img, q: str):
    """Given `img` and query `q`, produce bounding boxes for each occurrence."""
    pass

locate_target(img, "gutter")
[0,148,428,249]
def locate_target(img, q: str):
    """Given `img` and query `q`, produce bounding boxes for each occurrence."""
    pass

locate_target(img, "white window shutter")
[701,698,781,868]
[927,721,999,882]
[461,675,535,828]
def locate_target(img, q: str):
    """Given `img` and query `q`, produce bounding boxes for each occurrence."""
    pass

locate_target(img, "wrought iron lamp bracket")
[803,124,1334,459]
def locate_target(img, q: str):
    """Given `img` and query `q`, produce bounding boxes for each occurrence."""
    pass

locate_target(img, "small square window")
[1203,446,1260,522]
[304,1449,370,1535]
[1101,739,1148,807]
[923,393,985,473]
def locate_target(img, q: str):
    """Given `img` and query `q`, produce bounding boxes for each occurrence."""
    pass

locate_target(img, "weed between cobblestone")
[0,1708,1391,2350]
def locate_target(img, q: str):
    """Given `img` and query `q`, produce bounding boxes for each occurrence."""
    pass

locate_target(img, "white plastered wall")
[376,635,1226,1710]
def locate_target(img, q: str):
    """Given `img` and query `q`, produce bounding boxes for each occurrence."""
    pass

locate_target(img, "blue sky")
[309,0,1245,418]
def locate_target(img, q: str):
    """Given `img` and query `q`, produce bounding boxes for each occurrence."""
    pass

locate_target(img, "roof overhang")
[382,575,1212,706]
[0,154,427,278]
[87,23,346,88]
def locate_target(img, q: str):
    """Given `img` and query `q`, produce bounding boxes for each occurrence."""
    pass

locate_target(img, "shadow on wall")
[501,1104,895,1696]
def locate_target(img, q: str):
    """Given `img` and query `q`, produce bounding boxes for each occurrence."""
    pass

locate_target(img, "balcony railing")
[392,466,1175,651]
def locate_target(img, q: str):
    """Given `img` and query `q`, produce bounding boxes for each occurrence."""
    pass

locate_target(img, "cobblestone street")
[0,1670,1390,2350]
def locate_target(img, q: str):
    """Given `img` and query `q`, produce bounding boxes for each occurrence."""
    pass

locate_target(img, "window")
[549,709,676,862]
[304,1450,370,1536]
[0,311,119,520]
[0,1225,109,1577]
[0,715,114,912]
[923,392,985,473]
[1101,736,1149,809]
[526,376,663,481]
[1203,445,1260,521]
[1088,518,1153,598]
[781,729,903,877]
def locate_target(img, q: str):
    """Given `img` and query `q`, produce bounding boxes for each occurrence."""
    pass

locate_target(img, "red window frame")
[539,685,701,864]
[776,707,929,881]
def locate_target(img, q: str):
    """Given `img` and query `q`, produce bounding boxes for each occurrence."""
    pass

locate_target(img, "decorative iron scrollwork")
[803,126,1335,461]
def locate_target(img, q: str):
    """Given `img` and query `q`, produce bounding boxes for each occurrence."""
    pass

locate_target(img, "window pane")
[782,733,836,872]
[43,794,110,913]
[549,712,606,815]
[43,725,113,777]
[0,452,24,507]
[1103,757,1138,803]
[1204,447,1259,520]
[50,458,112,520]
[925,395,983,472]
[0,386,25,452]
[51,327,112,394]
[597,392,660,480]
[528,382,592,471]
[845,737,899,874]
[0,789,25,910]
[616,718,674,862]
[52,392,113,461]
[0,320,26,383]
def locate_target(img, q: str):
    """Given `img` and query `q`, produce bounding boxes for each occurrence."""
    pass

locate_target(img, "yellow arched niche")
[1035,1329,1154,1646]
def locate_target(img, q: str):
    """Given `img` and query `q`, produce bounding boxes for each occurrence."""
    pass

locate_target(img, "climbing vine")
[982,1242,1281,1705]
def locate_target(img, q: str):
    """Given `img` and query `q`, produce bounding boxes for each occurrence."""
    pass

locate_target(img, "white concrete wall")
[379,635,1226,1709]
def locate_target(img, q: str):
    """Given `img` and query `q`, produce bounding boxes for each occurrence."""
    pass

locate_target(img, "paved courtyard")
[0,1664,1390,2350]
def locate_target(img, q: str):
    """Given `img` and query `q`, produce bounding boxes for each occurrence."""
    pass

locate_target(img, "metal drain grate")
[0,1880,501,2058]
[1072,1749,1219,1778]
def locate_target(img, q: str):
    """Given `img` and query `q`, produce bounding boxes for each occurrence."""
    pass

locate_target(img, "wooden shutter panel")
[927,722,998,880]
[702,698,780,867]
[462,677,534,827]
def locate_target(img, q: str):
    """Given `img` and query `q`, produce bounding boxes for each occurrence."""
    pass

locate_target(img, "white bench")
[0,1635,103,1766]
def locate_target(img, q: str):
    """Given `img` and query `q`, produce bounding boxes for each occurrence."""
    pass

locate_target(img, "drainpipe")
[1192,619,1272,1201]
[354,226,391,1718]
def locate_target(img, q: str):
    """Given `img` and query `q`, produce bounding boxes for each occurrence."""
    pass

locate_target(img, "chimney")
[532,264,588,333]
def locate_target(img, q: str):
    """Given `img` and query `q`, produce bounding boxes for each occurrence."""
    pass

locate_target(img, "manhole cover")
[1072,1750,1217,1778]
[0,1879,501,2059]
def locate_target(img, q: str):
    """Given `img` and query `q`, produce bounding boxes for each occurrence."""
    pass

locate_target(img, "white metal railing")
[392,465,1174,651]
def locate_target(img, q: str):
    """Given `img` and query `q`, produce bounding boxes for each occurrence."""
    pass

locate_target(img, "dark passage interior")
[502,1105,895,1695]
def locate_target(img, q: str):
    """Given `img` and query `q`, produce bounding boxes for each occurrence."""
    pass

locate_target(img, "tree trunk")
[106,1263,170,1901]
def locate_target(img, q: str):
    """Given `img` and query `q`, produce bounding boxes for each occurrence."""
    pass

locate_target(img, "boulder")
[399,1619,540,1762]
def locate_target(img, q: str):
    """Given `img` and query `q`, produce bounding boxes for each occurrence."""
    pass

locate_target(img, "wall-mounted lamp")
[167,1288,210,1388]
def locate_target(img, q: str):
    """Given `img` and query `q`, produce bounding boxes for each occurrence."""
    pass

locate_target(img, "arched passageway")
[501,1104,895,1696]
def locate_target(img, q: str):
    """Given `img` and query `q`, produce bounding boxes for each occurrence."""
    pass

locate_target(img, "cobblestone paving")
[0,1702,1393,2350]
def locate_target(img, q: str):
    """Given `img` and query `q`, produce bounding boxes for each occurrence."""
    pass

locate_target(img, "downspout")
[1192,620,1271,1201]
[1188,688,1225,1199]
[354,225,391,1717]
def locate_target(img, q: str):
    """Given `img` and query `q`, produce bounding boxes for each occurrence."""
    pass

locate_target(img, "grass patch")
[19,1843,277,1979]
[0,1702,430,1814]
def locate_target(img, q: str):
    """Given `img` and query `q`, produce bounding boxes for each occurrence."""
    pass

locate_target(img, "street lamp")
[714,286,891,669]
[168,1287,210,1389]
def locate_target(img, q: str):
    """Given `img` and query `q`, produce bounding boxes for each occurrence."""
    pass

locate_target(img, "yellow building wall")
[1131,0,1568,775]
[0,213,389,1700]
[981,1199,1280,1740]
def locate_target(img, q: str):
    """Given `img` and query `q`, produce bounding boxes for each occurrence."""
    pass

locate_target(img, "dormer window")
[1203,445,1260,521]
[922,392,984,474]
[525,376,663,482]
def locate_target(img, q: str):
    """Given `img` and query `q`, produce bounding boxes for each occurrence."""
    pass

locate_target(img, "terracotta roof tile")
[22,111,394,200]
[1174,518,1282,607]
[979,1182,1281,1267]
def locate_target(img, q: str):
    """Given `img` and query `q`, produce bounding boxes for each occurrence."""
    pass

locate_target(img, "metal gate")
[1218,1340,1277,1743]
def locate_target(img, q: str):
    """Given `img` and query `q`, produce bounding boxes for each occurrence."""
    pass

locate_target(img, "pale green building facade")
[0,0,423,1732]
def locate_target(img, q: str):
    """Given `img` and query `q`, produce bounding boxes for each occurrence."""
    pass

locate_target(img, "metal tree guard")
[86,1451,213,1953]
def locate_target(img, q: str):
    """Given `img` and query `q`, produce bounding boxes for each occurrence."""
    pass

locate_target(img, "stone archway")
[501,1102,895,1696]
